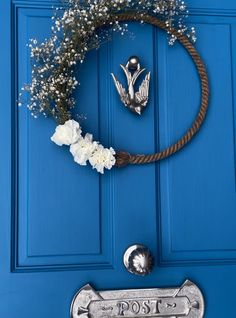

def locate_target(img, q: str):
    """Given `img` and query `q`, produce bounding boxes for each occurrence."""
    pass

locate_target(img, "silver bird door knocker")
[111,56,151,115]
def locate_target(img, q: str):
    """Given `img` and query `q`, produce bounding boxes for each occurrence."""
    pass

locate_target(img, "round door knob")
[123,244,154,276]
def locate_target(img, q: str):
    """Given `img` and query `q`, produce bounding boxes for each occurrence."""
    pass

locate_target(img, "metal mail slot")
[70,280,204,318]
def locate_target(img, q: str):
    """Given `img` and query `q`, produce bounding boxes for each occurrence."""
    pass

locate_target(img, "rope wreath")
[22,7,209,173]
[112,13,209,167]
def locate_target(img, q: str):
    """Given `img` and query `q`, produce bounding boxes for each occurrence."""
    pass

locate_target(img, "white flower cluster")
[51,120,116,174]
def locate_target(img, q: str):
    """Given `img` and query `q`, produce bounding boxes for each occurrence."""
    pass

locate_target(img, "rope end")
[115,151,131,167]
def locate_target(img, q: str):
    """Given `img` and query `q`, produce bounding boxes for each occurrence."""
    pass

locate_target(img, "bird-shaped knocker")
[111,56,151,115]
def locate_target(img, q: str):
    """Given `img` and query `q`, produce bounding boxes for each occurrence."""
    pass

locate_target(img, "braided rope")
[111,13,209,167]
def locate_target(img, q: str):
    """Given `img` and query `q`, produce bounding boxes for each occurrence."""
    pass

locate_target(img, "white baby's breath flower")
[89,145,116,174]
[51,119,81,146]
[70,133,98,166]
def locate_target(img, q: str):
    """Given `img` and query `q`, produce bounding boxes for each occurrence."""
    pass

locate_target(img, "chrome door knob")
[123,244,154,276]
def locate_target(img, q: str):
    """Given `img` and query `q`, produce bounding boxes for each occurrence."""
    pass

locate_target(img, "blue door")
[1,0,236,317]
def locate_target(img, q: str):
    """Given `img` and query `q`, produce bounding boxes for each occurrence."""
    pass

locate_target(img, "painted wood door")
[1,0,236,317]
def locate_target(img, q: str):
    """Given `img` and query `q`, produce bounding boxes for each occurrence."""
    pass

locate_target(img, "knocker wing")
[111,73,129,106]
[135,72,151,106]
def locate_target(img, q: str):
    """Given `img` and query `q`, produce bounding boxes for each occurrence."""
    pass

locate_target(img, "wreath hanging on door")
[19,0,209,174]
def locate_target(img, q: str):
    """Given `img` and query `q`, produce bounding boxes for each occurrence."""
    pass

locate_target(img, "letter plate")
[70,280,204,318]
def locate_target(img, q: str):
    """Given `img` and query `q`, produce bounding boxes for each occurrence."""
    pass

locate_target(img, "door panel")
[1,0,236,318]
[16,6,113,270]
[159,17,236,264]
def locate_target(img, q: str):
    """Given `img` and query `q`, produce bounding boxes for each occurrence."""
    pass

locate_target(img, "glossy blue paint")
[1,0,236,317]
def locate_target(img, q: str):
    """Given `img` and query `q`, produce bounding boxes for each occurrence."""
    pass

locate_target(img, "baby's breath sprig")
[20,0,195,123]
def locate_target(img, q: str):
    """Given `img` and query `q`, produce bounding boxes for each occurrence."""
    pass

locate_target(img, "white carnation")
[51,119,82,146]
[51,119,116,173]
[89,145,116,174]
[70,133,98,166]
